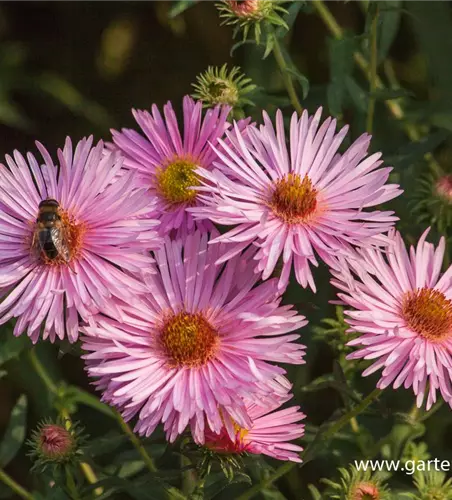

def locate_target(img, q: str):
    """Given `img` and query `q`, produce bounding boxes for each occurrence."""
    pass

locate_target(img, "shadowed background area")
[1,2,452,499]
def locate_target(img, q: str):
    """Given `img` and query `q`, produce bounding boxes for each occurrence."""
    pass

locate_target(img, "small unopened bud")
[436,174,452,202]
[40,424,73,460]
[224,0,273,20]
[351,482,381,500]
[28,419,84,471]
[321,466,390,500]
[192,65,256,110]
[216,0,288,45]
[412,470,452,500]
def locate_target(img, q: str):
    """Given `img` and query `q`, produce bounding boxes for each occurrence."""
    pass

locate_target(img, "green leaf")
[407,2,452,102]
[230,39,257,57]
[0,395,28,467]
[85,477,169,500]
[276,42,309,98]
[204,472,252,500]
[64,386,116,419]
[32,486,70,500]
[261,488,288,500]
[300,373,361,403]
[370,88,413,101]
[285,67,310,99]
[327,36,356,116]
[169,0,196,18]
[378,1,403,61]
[387,129,450,169]
[428,110,452,133]
[307,484,322,500]
[345,76,368,113]
[276,2,305,38]
[0,331,30,366]
[118,460,146,479]
[84,432,128,457]
[380,420,426,461]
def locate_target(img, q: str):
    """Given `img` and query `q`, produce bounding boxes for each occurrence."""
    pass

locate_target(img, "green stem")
[114,412,186,500]
[65,465,80,500]
[312,0,443,173]
[312,1,414,136]
[29,349,103,496]
[181,454,196,497]
[272,36,303,115]
[236,388,382,500]
[115,411,157,473]
[366,5,378,134]
[28,348,58,394]
[0,468,33,500]
[408,402,420,421]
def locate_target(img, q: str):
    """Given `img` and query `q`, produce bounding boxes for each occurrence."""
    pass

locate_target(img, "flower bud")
[350,482,381,500]
[321,466,390,500]
[28,419,84,471]
[435,174,452,202]
[216,0,288,45]
[192,65,256,110]
[411,171,452,233]
[39,424,74,460]
[412,470,452,500]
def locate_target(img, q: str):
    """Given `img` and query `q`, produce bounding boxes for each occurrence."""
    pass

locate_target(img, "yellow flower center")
[156,158,199,205]
[270,173,318,224]
[402,287,452,342]
[204,415,249,455]
[233,421,249,442]
[160,312,219,367]
[60,210,85,261]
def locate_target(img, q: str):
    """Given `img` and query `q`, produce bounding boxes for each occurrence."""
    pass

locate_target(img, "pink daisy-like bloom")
[111,96,232,235]
[189,108,402,291]
[204,393,305,463]
[0,137,160,343]
[330,228,452,410]
[82,230,306,444]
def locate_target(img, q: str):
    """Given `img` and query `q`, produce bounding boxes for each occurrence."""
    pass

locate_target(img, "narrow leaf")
[169,0,196,18]
[285,67,310,99]
[0,395,28,467]
[0,331,30,366]
[370,88,413,101]
[387,129,450,169]
[378,1,403,61]
[327,36,356,115]
[276,2,305,38]
[65,386,116,419]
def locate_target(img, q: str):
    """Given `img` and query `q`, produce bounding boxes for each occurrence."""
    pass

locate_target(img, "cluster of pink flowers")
[1,94,450,463]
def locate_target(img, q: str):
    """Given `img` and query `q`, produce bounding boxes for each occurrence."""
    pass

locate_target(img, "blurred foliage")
[0,1,452,499]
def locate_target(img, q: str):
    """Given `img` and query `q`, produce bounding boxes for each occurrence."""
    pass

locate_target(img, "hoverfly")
[32,198,71,264]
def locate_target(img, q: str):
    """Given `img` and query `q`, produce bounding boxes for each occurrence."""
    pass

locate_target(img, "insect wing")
[49,226,71,262]
[36,227,53,252]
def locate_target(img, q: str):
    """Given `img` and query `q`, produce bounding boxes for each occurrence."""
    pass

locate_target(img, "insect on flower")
[32,198,72,265]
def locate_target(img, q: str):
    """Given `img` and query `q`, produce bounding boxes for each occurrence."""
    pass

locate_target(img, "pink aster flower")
[0,137,160,343]
[330,228,452,410]
[82,230,306,444]
[111,96,232,235]
[190,108,402,291]
[204,393,305,463]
